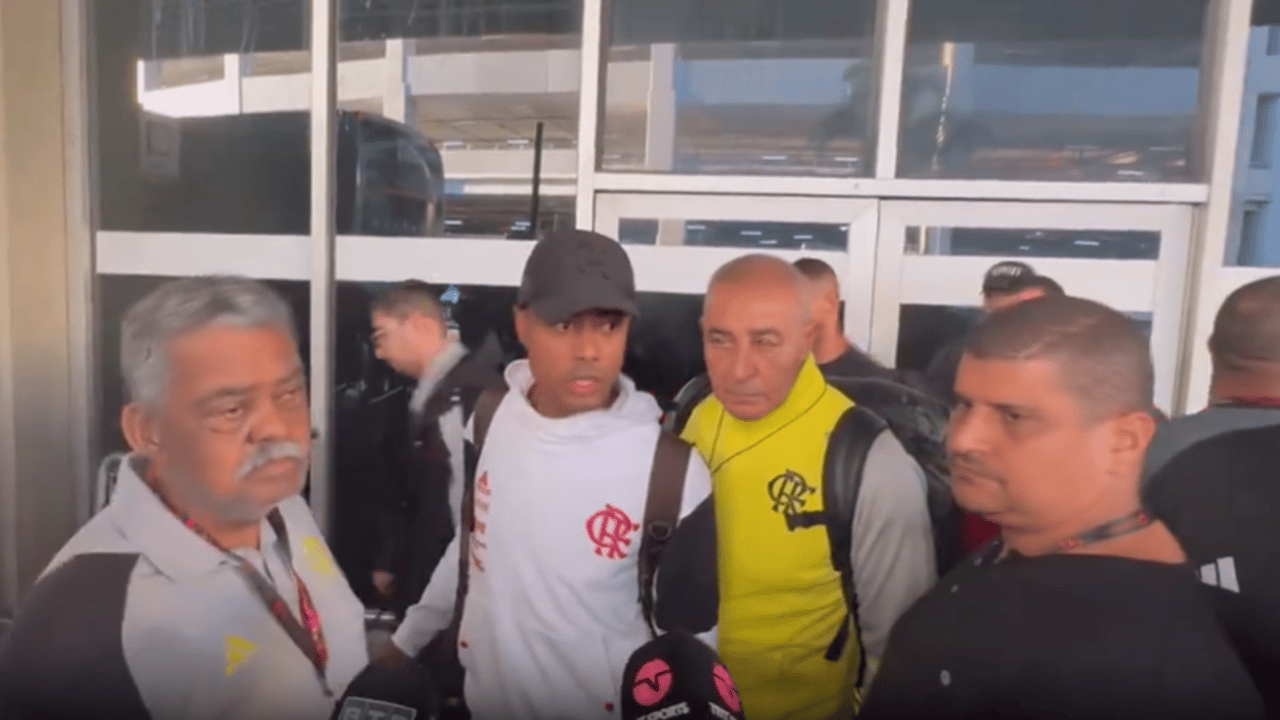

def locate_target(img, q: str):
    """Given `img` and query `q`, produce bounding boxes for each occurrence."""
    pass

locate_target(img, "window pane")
[340,0,582,238]
[904,226,1160,260]
[1228,21,1280,267]
[1251,94,1278,168]
[896,304,1153,376]
[101,0,312,233]
[331,282,703,605]
[619,218,848,249]
[601,0,878,176]
[898,0,1205,182]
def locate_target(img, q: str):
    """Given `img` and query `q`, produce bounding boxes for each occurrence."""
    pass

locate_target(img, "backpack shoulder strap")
[664,374,713,434]
[450,385,508,630]
[469,385,508,454]
[821,404,888,682]
[824,405,888,579]
[638,430,692,636]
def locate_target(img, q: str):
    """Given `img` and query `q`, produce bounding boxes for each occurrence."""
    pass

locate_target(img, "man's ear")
[513,305,529,345]
[1108,409,1157,469]
[121,402,160,455]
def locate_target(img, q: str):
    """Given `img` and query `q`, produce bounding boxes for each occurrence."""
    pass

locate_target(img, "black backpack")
[666,373,962,587]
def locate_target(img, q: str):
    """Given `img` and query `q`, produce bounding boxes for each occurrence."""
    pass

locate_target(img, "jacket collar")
[107,455,279,581]
[721,354,829,437]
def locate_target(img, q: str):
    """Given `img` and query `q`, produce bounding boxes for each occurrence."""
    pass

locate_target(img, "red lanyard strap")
[180,506,331,690]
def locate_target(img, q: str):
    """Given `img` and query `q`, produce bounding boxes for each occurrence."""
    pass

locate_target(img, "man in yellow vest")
[681,254,935,719]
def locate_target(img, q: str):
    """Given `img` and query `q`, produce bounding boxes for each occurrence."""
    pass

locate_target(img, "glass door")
[594,193,880,348]
[871,200,1194,413]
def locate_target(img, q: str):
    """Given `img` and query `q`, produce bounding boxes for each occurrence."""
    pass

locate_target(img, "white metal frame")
[62,0,97,529]
[75,0,1260,547]
[309,0,339,534]
[871,200,1194,412]
[1180,0,1257,414]
[593,193,880,348]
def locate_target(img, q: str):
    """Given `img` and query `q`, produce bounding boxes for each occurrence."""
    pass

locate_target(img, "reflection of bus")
[138,110,445,236]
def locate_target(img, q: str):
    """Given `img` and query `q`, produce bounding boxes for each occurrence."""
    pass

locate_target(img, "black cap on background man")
[518,229,639,323]
[981,261,1063,313]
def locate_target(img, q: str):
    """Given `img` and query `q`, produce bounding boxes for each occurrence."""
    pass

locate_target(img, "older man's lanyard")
[147,482,331,695]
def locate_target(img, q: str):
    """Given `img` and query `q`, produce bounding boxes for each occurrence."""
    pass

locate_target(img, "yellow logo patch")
[224,635,257,676]
[301,536,337,576]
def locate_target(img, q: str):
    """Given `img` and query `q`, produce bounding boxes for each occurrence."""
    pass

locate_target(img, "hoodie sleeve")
[391,534,460,656]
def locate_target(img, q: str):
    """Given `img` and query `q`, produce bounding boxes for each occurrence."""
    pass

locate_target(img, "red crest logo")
[585,504,639,560]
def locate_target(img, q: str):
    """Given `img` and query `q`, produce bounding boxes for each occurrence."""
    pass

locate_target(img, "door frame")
[872,200,1194,412]
[594,193,880,348]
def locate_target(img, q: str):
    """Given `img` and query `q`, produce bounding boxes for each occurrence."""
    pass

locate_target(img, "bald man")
[681,254,935,719]
[793,257,893,380]
[1142,276,1280,482]
[861,296,1263,720]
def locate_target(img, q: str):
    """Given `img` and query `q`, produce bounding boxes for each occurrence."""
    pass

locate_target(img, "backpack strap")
[821,404,888,687]
[638,431,692,637]
[663,374,713,434]
[446,386,508,651]
[469,386,508,455]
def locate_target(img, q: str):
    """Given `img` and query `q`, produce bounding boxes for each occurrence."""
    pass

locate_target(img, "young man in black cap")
[860,296,1263,720]
[385,230,714,720]
[923,260,1063,400]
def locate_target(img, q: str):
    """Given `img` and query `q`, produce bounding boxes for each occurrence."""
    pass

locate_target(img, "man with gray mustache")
[0,276,369,720]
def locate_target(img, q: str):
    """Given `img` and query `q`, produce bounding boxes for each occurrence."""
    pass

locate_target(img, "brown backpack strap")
[638,431,692,637]
[445,386,508,648]
[470,386,508,458]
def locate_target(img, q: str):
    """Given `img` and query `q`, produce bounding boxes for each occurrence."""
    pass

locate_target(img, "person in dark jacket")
[368,280,504,618]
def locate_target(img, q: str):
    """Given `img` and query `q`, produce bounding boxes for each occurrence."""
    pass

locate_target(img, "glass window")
[601,0,878,176]
[619,218,848,250]
[331,281,703,605]
[904,226,1160,260]
[898,0,1205,182]
[896,304,1153,377]
[104,0,314,234]
[1251,94,1279,168]
[1227,17,1280,267]
[340,0,582,238]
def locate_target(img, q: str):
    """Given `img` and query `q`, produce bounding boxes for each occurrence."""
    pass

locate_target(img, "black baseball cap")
[330,661,439,720]
[517,230,639,324]
[982,261,1037,295]
[621,629,745,720]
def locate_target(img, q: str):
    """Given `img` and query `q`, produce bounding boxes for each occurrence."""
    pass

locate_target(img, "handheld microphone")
[331,660,440,720]
[622,629,745,720]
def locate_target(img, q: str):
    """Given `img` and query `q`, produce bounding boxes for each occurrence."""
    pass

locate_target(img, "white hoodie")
[392,360,714,720]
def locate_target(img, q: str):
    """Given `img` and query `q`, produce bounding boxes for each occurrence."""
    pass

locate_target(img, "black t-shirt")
[860,547,1264,720]
[818,345,895,381]
[1146,422,1280,717]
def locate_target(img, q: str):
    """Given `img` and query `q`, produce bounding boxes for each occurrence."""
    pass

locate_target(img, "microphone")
[331,660,440,720]
[621,629,745,720]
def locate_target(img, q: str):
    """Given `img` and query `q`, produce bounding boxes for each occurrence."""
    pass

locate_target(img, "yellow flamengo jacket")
[680,357,863,720]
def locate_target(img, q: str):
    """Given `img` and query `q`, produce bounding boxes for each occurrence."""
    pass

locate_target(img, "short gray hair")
[121,275,298,407]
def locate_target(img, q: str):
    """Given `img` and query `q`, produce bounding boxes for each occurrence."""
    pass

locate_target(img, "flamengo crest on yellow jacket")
[680,356,863,720]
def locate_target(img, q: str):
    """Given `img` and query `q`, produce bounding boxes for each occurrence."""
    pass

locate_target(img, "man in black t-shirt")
[1147,422,1280,718]
[860,296,1263,720]
[793,257,894,381]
